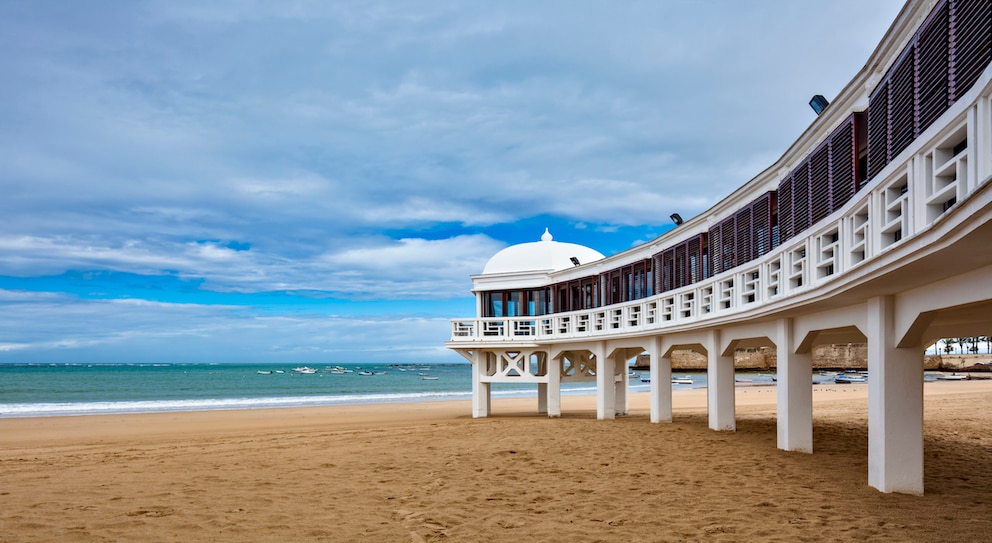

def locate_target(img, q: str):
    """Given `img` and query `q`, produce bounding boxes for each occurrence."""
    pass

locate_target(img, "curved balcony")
[445,0,992,496]
[448,71,992,347]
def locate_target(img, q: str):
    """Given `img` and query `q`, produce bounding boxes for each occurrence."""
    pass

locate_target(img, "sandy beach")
[2,381,992,542]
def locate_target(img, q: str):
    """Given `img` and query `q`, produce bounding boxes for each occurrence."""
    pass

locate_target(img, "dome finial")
[541,228,553,242]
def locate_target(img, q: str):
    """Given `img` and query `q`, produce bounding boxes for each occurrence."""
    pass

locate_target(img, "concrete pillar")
[547,355,561,418]
[595,343,615,420]
[867,296,924,494]
[650,336,672,423]
[537,382,547,414]
[615,356,628,416]
[707,330,735,431]
[471,350,491,418]
[775,318,813,452]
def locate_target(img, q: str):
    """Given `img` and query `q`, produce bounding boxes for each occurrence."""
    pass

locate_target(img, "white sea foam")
[0,391,472,418]
[0,372,650,418]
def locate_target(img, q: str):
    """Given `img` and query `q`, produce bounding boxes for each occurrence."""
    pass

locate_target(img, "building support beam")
[867,296,925,495]
[594,343,615,420]
[707,330,735,431]
[615,357,628,417]
[649,336,672,423]
[776,318,813,452]
[547,355,561,418]
[537,382,547,414]
[471,350,491,418]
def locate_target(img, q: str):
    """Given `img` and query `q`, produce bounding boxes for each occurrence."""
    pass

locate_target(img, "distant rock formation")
[634,345,991,371]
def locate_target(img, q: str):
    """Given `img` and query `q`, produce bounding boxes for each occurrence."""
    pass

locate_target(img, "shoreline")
[2,380,986,448]
[2,380,991,542]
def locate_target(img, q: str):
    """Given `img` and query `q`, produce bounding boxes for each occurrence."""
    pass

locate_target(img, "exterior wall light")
[670,213,684,226]
[809,94,829,115]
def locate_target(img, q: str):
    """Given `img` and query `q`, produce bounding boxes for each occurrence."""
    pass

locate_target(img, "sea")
[0,362,673,418]
[0,363,877,418]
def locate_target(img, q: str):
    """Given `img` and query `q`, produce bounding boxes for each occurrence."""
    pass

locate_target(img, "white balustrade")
[449,84,991,344]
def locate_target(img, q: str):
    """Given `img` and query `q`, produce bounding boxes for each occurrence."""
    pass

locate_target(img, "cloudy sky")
[0,0,905,364]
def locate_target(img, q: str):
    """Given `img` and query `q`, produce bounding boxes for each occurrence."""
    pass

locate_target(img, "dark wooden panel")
[792,163,811,235]
[918,0,951,132]
[889,44,917,158]
[868,84,890,180]
[750,192,774,259]
[950,0,992,100]
[809,143,831,224]
[778,174,795,242]
[830,118,856,207]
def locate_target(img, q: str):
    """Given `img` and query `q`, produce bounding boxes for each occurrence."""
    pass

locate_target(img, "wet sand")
[2,381,991,542]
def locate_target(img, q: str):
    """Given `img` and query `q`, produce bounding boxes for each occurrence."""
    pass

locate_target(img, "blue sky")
[0,0,904,364]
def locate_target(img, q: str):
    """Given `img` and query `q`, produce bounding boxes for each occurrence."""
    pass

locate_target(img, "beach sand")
[2,381,992,542]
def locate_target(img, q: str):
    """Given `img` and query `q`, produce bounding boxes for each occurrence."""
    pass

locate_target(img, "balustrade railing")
[449,77,991,343]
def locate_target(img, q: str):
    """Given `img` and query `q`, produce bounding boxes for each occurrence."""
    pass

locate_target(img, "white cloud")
[0,0,907,360]
[0,293,461,363]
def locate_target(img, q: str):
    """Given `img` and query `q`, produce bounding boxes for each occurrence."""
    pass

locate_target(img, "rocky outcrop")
[633,345,991,371]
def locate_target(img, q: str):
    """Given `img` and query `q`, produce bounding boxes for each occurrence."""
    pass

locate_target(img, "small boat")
[628,370,639,378]
[293,366,318,374]
[256,370,272,375]
[672,376,693,385]
[818,371,838,377]
[358,370,374,376]
[835,374,867,384]
[641,378,651,383]
[420,376,439,380]
[935,373,969,381]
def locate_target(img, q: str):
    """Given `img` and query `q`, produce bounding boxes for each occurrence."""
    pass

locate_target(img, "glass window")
[507,291,523,316]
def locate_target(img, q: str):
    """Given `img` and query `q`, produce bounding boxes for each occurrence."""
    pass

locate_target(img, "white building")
[447,0,992,495]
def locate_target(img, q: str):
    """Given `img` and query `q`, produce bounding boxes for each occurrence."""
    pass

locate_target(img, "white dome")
[482,229,605,274]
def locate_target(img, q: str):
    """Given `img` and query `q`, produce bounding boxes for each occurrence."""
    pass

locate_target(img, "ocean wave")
[0,379,650,418]
[0,391,477,418]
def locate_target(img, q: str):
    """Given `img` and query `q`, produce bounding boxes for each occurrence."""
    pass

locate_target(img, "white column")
[537,383,547,414]
[650,336,672,423]
[595,343,615,420]
[615,356,628,416]
[547,355,561,418]
[776,318,813,452]
[867,296,924,494]
[707,330,735,431]
[471,350,491,418]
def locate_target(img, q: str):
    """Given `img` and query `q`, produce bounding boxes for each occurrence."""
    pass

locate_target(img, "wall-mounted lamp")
[809,94,829,115]
[569,257,581,266]
[670,213,684,226]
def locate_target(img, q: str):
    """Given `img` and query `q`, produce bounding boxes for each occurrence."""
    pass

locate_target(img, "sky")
[0,0,906,364]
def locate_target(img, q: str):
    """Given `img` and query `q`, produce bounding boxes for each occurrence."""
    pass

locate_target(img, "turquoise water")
[0,362,658,417]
